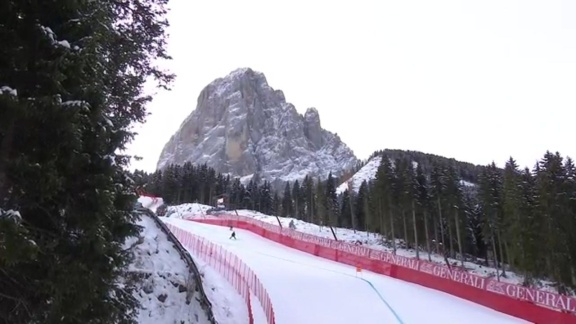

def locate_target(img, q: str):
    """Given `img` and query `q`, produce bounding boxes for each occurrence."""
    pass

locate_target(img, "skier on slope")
[229,227,237,240]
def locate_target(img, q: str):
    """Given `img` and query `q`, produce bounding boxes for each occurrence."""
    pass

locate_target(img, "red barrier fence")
[185,214,576,324]
[166,224,276,324]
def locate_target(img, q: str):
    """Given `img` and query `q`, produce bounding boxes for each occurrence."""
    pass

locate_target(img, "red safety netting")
[184,213,576,324]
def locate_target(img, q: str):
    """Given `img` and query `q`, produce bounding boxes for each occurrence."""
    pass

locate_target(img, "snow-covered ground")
[135,198,251,323]
[235,209,557,292]
[164,201,555,293]
[165,218,528,324]
[164,203,212,218]
[138,196,165,214]
[193,257,250,324]
[124,214,211,323]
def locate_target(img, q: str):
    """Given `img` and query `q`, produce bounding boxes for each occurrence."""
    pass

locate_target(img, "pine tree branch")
[0,291,31,318]
[0,268,27,290]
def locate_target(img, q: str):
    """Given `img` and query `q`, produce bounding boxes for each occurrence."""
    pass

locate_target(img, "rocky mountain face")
[156,68,358,187]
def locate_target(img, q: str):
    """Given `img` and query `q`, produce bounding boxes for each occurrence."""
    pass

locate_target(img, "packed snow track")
[164,218,529,324]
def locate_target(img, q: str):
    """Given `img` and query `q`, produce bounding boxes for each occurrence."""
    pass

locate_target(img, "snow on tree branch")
[39,25,73,49]
[0,209,22,223]
[0,86,17,96]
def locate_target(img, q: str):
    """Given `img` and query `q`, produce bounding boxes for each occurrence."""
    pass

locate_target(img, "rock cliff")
[157,68,358,186]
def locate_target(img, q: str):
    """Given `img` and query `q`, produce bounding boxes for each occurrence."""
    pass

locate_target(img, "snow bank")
[137,196,165,214]
[124,214,211,323]
[164,203,212,218]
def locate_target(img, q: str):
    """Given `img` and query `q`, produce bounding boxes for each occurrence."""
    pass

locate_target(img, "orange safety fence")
[166,224,276,324]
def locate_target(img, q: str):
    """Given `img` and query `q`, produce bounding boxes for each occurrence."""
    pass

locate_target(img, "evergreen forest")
[137,149,576,295]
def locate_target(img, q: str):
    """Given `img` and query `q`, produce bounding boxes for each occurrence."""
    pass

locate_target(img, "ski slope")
[164,218,528,324]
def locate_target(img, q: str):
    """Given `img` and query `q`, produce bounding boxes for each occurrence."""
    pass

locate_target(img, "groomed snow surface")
[164,218,528,324]
[166,202,548,291]
[193,256,250,324]
[181,237,268,324]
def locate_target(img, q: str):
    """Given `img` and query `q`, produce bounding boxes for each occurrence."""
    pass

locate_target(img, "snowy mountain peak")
[157,68,359,187]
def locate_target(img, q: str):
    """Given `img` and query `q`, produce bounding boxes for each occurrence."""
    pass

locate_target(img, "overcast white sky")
[126,0,576,173]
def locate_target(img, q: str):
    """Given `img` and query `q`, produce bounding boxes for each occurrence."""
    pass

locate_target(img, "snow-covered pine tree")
[374,156,395,251]
[259,181,273,215]
[502,157,523,270]
[478,163,506,277]
[429,163,448,255]
[325,172,339,227]
[0,0,172,322]
[415,163,432,260]
[292,180,305,220]
[535,151,572,293]
[281,182,293,218]
[340,189,352,228]
[302,175,315,223]
[355,180,370,232]
[515,164,545,285]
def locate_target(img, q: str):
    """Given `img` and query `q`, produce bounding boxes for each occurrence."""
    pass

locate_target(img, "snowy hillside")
[129,207,252,323]
[336,156,382,194]
[164,203,212,218]
[124,214,211,323]
[336,155,478,193]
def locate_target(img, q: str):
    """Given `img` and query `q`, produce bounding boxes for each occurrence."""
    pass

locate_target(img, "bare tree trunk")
[454,208,464,267]
[433,216,440,254]
[437,197,446,249]
[402,210,409,248]
[504,240,512,269]
[496,229,507,277]
[0,120,16,204]
[412,200,419,259]
[389,200,396,254]
[309,189,314,223]
[294,195,299,220]
[378,198,384,236]
[491,226,500,281]
[363,195,370,233]
[447,214,455,258]
[423,210,432,261]
[349,188,356,232]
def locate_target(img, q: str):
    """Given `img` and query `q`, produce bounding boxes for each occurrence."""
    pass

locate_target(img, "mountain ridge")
[156,68,359,187]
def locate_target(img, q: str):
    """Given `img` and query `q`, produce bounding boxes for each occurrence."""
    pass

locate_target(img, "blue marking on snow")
[228,246,405,323]
[357,277,404,324]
